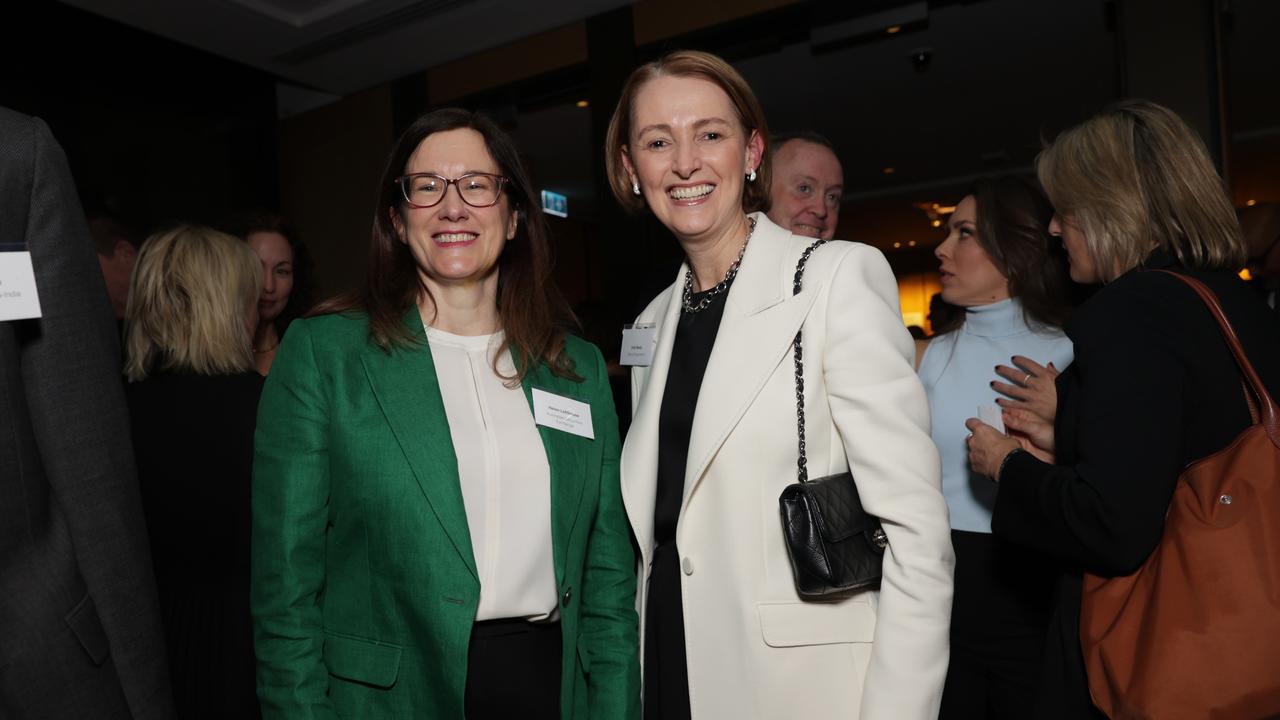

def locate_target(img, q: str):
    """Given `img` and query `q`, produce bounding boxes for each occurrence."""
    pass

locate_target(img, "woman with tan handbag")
[966,100,1280,719]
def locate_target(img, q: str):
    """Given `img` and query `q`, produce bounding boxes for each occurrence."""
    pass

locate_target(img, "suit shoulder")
[562,333,606,373]
[0,109,40,182]
[0,106,37,138]
[807,239,893,284]
[285,312,372,349]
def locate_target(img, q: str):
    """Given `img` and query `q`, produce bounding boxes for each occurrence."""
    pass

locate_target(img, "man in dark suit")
[0,107,173,718]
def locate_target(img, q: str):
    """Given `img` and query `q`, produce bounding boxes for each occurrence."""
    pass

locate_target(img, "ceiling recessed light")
[883,167,895,175]
[931,219,942,228]
[893,242,902,249]
[575,100,589,108]
[1246,199,1258,206]
[886,25,902,34]
[908,240,916,247]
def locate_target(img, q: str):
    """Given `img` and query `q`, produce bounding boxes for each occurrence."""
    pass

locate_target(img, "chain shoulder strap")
[792,239,827,483]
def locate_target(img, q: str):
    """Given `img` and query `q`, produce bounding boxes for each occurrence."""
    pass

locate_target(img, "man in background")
[0,107,172,719]
[767,130,845,240]
[88,212,139,320]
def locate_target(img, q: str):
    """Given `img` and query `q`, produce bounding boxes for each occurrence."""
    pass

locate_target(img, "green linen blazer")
[251,309,640,719]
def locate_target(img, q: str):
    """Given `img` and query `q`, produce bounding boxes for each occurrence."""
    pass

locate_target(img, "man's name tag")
[620,323,657,366]
[0,251,42,321]
[532,388,594,440]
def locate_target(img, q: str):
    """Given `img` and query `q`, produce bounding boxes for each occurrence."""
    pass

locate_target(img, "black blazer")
[992,250,1280,719]
[128,370,263,719]
[0,108,173,718]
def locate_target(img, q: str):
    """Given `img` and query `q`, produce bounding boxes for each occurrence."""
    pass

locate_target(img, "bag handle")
[792,239,828,483]
[1153,270,1280,447]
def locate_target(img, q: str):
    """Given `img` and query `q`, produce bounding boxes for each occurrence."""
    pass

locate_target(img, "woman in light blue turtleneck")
[916,177,1074,719]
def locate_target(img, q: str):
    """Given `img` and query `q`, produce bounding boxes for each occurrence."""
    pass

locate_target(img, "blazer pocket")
[323,631,402,688]
[757,600,876,648]
[64,593,110,666]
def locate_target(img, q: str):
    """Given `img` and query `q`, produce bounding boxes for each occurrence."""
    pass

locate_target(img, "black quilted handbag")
[778,239,888,599]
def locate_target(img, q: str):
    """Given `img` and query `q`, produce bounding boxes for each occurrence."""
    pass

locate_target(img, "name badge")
[0,251,42,321]
[620,323,657,366]
[532,388,595,440]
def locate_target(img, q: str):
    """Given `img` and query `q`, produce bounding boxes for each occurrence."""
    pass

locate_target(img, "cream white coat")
[621,213,954,719]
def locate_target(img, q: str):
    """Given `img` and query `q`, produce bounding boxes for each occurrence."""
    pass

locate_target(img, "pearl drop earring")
[632,182,641,196]
[747,169,757,182]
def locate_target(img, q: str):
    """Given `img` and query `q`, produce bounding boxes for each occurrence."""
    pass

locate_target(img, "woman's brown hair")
[972,176,1071,330]
[605,49,771,214]
[313,108,578,383]
[1037,99,1245,281]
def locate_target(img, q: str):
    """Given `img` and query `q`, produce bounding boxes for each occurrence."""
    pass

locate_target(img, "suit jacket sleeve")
[252,319,338,719]
[578,345,641,719]
[822,244,954,720]
[16,115,174,719]
[993,283,1187,576]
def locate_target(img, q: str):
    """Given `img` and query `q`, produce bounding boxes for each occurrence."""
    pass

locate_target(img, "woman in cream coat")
[607,50,954,719]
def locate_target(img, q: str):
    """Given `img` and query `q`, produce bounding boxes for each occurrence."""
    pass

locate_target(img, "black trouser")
[465,618,562,720]
[940,529,1055,720]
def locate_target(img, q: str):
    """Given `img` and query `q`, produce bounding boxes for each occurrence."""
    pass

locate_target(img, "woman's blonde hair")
[1037,99,1245,282]
[605,49,771,214]
[124,225,262,381]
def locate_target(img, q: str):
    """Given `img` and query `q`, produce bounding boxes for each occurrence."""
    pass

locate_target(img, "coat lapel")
[620,280,683,556]
[518,358,589,586]
[682,214,819,509]
[361,307,478,581]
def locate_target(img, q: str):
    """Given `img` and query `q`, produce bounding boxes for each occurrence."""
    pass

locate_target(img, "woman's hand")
[964,418,1038,481]
[991,356,1058,424]
[1002,407,1055,462]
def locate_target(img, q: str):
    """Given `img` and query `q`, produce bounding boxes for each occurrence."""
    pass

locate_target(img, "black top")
[992,252,1280,719]
[126,369,264,720]
[644,285,730,720]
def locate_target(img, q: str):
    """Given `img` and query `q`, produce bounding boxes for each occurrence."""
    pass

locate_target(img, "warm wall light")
[1240,268,1254,281]
[575,100,589,108]
[893,242,902,249]
[908,240,916,247]
[1246,199,1258,206]
[886,25,902,34]
[883,167,895,174]
[931,219,942,228]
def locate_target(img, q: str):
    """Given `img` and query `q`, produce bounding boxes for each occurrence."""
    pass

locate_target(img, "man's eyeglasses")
[395,172,509,209]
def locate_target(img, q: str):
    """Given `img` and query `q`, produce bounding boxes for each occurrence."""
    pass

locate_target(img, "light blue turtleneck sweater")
[918,298,1074,533]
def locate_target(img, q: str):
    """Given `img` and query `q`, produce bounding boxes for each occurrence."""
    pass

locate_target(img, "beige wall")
[280,86,394,300]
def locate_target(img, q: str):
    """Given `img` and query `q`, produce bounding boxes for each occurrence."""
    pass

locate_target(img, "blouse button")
[562,587,572,607]
[681,557,694,576]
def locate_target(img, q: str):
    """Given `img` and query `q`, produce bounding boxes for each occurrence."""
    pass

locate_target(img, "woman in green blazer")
[251,108,640,720]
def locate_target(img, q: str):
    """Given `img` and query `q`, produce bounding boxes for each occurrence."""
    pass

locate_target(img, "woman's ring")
[1023,372,1032,385]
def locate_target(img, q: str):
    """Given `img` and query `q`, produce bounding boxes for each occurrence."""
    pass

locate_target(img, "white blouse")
[426,327,557,622]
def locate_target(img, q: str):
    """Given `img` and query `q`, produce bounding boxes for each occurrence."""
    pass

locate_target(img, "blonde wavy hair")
[1037,99,1245,282]
[124,225,262,382]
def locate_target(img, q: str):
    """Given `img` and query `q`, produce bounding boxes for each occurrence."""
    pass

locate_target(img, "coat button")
[681,557,694,576]
[562,587,572,607]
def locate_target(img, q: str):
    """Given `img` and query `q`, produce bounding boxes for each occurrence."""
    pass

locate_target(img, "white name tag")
[620,323,657,366]
[532,388,595,439]
[0,252,42,321]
